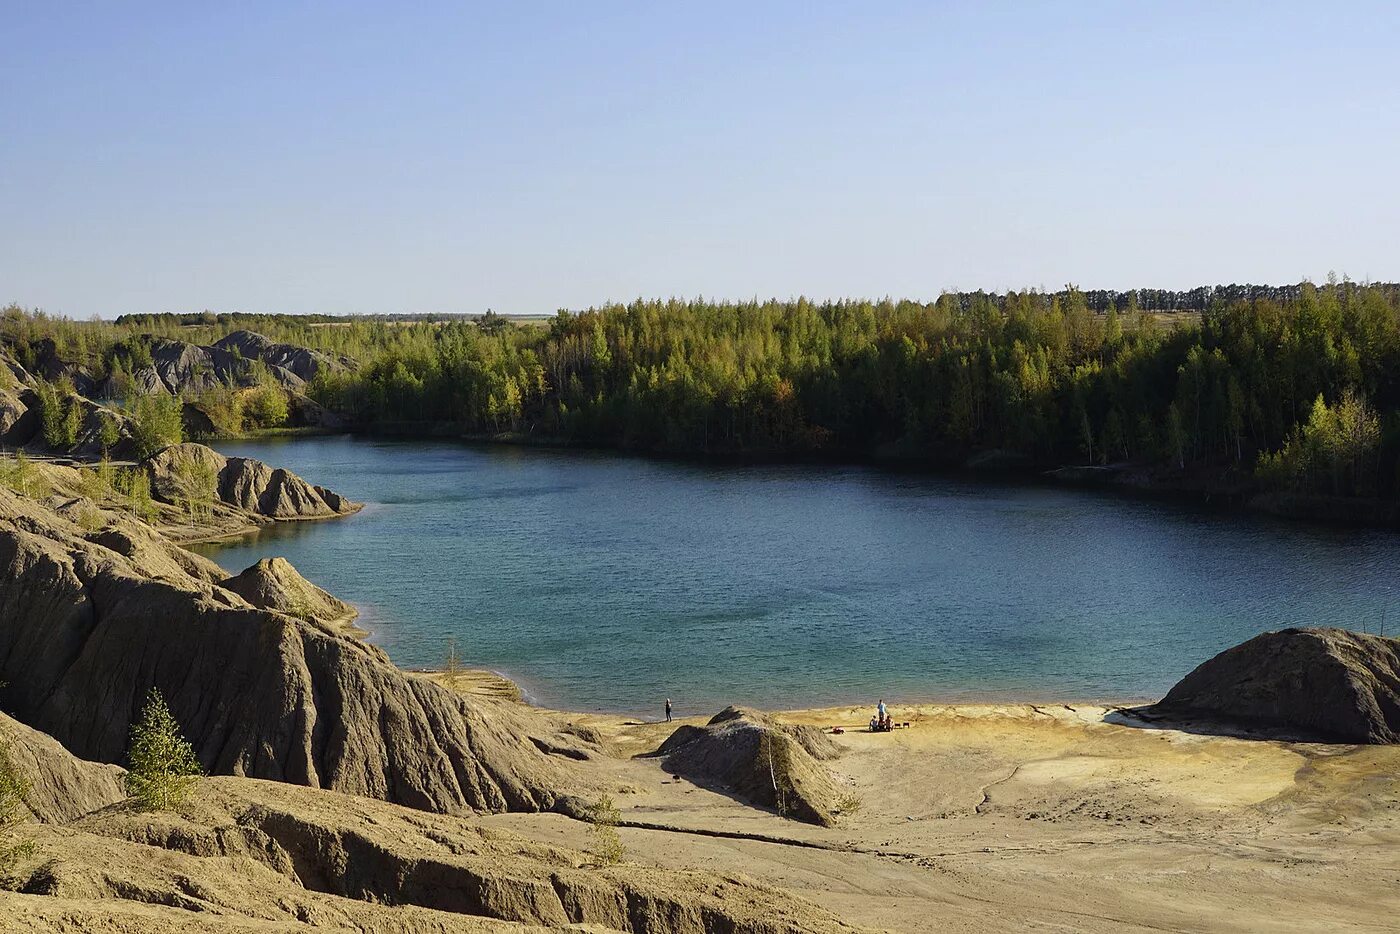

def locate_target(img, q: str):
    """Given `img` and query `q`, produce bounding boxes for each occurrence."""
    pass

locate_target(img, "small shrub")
[124,688,202,812]
[833,792,863,817]
[0,728,35,891]
[584,794,625,866]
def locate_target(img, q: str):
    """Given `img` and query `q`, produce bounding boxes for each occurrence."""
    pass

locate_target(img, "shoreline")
[421,663,1160,722]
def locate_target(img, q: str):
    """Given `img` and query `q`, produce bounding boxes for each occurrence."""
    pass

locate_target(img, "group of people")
[869,698,895,732]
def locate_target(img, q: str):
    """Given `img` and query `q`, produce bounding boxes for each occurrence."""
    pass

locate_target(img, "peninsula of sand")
[2,439,1399,933]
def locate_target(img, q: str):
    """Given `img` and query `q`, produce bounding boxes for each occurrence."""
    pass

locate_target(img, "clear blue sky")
[3,2,1397,318]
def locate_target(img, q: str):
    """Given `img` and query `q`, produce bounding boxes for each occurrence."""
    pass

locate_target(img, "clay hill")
[656,706,847,826]
[0,330,350,458]
[145,442,357,524]
[102,330,351,398]
[0,712,865,934]
[1,349,139,459]
[1148,627,1400,743]
[222,556,359,631]
[0,481,590,815]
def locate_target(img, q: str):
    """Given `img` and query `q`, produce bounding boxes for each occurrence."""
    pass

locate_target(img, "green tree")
[97,408,122,455]
[176,456,219,525]
[129,393,183,459]
[584,793,624,866]
[124,688,202,812]
[0,452,46,498]
[121,467,157,522]
[36,380,80,450]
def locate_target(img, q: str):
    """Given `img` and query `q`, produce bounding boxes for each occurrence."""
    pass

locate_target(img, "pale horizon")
[4,2,1397,318]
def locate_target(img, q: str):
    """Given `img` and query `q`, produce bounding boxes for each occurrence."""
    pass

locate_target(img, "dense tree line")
[298,281,1400,499]
[7,280,1400,500]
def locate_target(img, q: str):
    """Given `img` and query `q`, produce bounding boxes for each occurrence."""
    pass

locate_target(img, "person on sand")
[877,698,887,728]
[665,698,673,722]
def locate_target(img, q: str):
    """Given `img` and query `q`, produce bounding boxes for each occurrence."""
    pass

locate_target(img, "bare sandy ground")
[461,690,1400,933]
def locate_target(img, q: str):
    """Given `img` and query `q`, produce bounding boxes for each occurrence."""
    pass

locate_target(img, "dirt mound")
[144,443,359,519]
[1150,627,1400,743]
[0,485,586,815]
[221,556,357,631]
[657,707,844,826]
[0,713,125,823]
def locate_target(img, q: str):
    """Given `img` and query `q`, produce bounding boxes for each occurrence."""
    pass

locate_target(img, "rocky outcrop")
[657,707,845,826]
[99,332,348,400]
[1150,627,1400,743]
[147,338,248,395]
[0,713,125,823]
[144,443,359,520]
[0,485,586,815]
[220,556,357,630]
[213,330,350,383]
[68,397,137,459]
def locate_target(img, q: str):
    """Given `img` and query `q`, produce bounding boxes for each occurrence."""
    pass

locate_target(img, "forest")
[6,279,1400,502]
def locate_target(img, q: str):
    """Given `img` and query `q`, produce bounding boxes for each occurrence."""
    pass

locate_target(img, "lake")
[194,435,1398,715]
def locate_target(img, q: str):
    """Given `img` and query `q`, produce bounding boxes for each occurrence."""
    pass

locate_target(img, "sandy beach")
[435,675,1400,933]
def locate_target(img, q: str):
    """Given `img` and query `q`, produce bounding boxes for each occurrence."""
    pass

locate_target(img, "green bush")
[124,688,202,812]
[242,385,289,430]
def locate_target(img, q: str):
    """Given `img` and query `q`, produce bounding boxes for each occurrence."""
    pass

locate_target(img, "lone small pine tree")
[0,724,35,890]
[585,793,624,867]
[125,688,202,812]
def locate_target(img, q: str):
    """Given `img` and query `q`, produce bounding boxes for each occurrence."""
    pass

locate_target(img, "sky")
[2,2,1398,318]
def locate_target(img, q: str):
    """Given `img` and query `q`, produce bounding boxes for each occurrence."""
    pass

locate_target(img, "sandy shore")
[437,673,1400,933]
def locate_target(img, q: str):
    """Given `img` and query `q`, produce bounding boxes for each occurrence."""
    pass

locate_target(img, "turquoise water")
[195,435,1399,715]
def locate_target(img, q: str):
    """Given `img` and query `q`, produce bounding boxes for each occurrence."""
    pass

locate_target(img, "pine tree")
[0,728,35,890]
[124,688,202,812]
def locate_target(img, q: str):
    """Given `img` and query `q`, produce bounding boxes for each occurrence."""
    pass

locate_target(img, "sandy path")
[477,701,1400,932]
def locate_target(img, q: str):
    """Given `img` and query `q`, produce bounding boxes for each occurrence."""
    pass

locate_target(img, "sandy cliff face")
[0,485,587,815]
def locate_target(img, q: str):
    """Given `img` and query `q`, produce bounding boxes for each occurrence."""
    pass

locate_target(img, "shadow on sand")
[1104,704,1353,745]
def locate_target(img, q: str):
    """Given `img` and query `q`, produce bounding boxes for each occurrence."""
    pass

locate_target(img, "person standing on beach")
[665,698,673,722]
